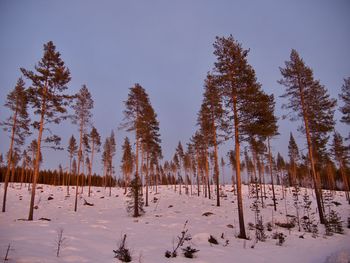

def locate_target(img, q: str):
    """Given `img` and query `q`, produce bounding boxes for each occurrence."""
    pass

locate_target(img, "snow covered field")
[1,184,349,263]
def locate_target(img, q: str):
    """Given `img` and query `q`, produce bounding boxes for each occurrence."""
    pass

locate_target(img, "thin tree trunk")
[212,119,220,206]
[88,141,95,197]
[299,85,325,224]
[74,126,84,212]
[2,105,18,212]
[28,88,46,220]
[145,152,149,207]
[233,95,246,239]
[267,137,277,211]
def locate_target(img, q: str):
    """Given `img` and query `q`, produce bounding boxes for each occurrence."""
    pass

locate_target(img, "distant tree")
[1,78,30,212]
[72,85,94,212]
[197,73,227,206]
[67,135,77,195]
[121,137,133,194]
[107,130,116,196]
[212,35,269,238]
[220,157,226,186]
[279,49,336,224]
[87,127,101,197]
[175,142,185,195]
[331,132,349,203]
[276,152,285,186]
[21,41,71,220]
[339,77,350,125]
[288,132,299,187]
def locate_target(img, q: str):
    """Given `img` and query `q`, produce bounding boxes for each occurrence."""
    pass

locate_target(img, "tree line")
[1,37,349,237]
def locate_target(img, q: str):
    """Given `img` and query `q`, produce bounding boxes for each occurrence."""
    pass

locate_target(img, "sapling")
[55,228,66,257]
[113,234,132,262]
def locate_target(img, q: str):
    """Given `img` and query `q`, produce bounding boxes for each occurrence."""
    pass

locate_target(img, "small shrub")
[113,234,132,262]
[208,235,218,245]
[272,232,286,246]
[182,246,199,258]
[266,222,273,232]
[347,217,350,229]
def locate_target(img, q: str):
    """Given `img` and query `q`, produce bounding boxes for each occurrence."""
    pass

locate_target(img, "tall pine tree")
[1,78,31,212]
[21,41,71,220]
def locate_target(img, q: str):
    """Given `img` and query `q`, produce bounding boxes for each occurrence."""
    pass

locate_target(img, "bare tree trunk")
[145,152,149,207]
[267,137,277,211]
[74,125,83,212]
[233,95,246,239]
[212,119,220,206]
[299,85,325,224]
[28,90,46,220]
[2,106,18,212]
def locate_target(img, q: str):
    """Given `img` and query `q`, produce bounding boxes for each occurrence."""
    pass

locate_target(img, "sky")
[0,0,349,177]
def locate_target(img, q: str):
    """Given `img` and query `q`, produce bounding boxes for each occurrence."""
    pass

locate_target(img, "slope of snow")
[0,184,349,262]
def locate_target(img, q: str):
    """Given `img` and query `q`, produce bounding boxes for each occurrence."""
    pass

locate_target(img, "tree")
[1,78,30,212]
[339,77,350,125]
[279,49,336,223]
[212,35,267,238]
[67,135,77,195]
[197,73,227,206]
[121,137,133,194]
[72,85,94,212]
[121,83,153,217]
[21,41,71,220]
[331,132,349,203]
[176,142,185,195]
[87,127,101,197]
[288,132,299,186]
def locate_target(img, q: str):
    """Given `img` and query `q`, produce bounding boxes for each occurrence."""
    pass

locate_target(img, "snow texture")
[0,184,349,262]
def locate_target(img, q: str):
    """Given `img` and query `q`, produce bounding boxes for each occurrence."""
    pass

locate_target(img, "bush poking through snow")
[208,235,218,245]
[272,232,286,246]
[165,220,197,259]
[347,217,350,229]
[55,228,66,257]
[113,234,132,262]
[182,246,199,258]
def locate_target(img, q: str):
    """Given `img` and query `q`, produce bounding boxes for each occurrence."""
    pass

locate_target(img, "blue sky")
[0,0,349,176]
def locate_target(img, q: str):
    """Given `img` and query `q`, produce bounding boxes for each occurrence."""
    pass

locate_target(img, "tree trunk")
[212,118,220,206]
[88,141,95,197]
[233,95,246,239]
[28,88,46,220]
[74,125,84,212]
[145,152,149,207]
[299,84,325,224]
[267,137,277,211]
[2,105,18,212]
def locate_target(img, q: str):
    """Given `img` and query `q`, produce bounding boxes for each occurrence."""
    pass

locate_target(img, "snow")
[1,184,349,262]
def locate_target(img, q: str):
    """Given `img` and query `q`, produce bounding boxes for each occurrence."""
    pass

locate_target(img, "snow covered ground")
[0,184,349,263]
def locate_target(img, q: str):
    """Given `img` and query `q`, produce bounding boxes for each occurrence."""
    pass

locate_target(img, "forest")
[1,36,350,262]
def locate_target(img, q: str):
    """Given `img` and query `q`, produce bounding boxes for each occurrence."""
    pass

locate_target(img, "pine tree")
[288,132,299,186]
[197,73,227,206]
[1,78,31,212]
[176,142,185,195]
[67,135,77,195]
[339,77,350,125]
[212,35,269,238]
[87,127,101,197]
[331,132,349,203]
[107,131,116,196]
[21,41,71,220]
[278,49,336,224]
[121,84,151,200]
[72,85,94,211]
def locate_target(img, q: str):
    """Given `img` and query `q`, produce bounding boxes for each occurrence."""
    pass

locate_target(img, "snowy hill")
[1,184,349,262]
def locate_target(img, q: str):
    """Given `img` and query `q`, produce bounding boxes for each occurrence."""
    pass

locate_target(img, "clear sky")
[0,0,349,176]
